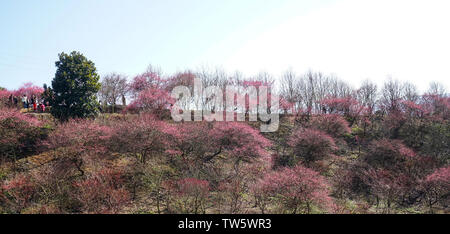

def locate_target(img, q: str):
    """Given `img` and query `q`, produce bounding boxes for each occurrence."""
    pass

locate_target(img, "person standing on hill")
[8,94,13,107]
[22,95,28,109]
[41,101,46,112]
[33,99,37,112]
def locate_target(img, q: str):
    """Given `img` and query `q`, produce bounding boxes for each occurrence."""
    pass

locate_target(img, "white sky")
[1,0,448,93]
[195,0,450,92]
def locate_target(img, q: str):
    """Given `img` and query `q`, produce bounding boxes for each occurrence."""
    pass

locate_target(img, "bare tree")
[300,71,353,113]
[356,80,378,114]
[255,71,275,87]
[303,71,318,112]
[380,78,404,112]
[99,73,128,113]
[280,69,298,106]
[402,81,419,102]
[428,81,447,97]
[280,69,305,112]
[146,64,163,78]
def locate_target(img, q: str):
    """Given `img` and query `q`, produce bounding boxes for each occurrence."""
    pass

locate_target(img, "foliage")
[41,83,55,106]
[51,51,101,121]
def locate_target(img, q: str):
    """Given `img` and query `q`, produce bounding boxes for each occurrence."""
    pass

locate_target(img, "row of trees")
[2,51,447,122]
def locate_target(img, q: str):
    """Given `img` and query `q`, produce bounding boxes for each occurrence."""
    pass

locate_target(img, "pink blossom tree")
[108,114,176,164]
[309,114,351,138]
[129,71,166,97]
[46,119,113,177]
[0,89,13,107]
[420,166,450,213]
[364,139,416,171]
[13,82,44,99]
[164,178,209,214]
[125,87,175,118]
[320,96,363,125]
[360,168,410,213]
[0,174,36,213]
[170,122,271,177]
[0,108,42,161]
[253,165,334,214]
[288,128,337,167]
[73,168,130,213]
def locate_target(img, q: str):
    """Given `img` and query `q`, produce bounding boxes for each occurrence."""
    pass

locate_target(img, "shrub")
[310,114,351,138]
[0,108,44,161]
[165,178,209,214]
[170,121,271,178]
[364,139,416,171]
[253,165,334,214]
[288,128,337,167]
[420,166,450,213]
[73,168,130,213]
[46,119,112,177]
[0,174,36,213]
[108,114,176,164]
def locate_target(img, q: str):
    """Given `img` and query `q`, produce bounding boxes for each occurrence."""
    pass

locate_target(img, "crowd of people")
[7,94,48,112]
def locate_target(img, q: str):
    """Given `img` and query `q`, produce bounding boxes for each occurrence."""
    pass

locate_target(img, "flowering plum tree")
[309,114,351,138]
[420,166,450,213]
[73,168,130,213]
[129,71,166,97]
[360,168,410,213]
[164,178,209,214]
[13,82,44,99]
[288,128,337,167]
[125,87,174,118]
[0,174,36,213]
[210,122,271,164]
[253,165,334,214]
[126,71,175,118]
[46,119,112,177]
[170,122,271,178]
[0,89,13,107]
[109,114,177,164]
[320,96,363,125]
[0,108,43,161]
[364,139,416,171]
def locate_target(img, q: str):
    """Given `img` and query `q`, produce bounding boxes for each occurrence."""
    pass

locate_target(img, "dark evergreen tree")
[51,51,101,121]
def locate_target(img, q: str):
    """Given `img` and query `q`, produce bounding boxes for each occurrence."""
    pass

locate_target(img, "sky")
[0,0,449,93]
